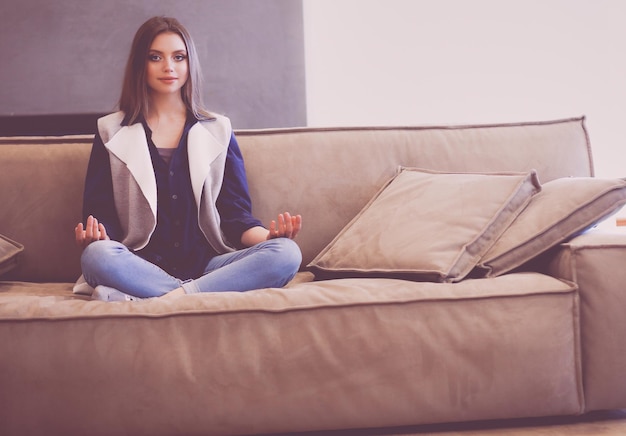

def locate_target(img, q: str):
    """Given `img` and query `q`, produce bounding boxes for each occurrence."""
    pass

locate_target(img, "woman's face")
[145,32,189,96]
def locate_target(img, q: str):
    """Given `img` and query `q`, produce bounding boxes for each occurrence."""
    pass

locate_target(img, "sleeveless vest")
[97,111,235,254]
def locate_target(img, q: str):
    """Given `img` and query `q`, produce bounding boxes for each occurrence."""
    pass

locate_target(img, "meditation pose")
[75,16,302,301]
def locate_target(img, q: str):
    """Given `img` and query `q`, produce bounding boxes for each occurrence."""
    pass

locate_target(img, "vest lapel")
[187,122,228,207]
[104,123,158,218]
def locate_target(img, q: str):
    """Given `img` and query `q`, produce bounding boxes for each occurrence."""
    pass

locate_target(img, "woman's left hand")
[268,212,302,240]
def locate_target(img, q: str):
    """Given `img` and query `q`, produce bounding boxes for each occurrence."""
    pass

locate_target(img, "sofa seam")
[232,116,586,137]
[569,249,586,414]
[0,287,578,323]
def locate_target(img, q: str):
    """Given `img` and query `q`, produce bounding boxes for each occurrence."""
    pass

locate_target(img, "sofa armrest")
[545,229,626,411]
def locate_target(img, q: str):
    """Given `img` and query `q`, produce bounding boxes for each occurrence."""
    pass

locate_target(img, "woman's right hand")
[75,215,109,249]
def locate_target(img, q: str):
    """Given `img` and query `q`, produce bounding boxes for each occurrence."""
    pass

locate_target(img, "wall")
[303,0,626,178]
[3,0,623,177]
[0,0,306,129]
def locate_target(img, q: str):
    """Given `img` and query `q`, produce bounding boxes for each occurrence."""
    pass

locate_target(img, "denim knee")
[279,238,303,273]
[269,238,303,280]
[81,240,127,280]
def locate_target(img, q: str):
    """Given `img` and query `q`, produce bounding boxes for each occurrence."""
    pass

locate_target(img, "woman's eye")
[148,54,161,62]
[174,54,187,62]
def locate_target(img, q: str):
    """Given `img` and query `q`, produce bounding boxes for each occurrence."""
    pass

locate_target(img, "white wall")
[303,0,626,178]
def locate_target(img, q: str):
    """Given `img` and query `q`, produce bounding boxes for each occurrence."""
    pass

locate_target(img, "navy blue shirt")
[83,115,263,280]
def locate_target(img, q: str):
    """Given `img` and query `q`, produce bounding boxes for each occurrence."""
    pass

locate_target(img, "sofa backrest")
[237,117,592,269]
[0,117,591,282]
[0,136,92,282]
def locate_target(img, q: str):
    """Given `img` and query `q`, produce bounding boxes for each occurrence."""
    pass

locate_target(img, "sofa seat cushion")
[0,273,582,435]
[308,168,540,283]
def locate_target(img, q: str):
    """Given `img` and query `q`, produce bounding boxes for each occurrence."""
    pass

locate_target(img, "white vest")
[97,111,236,254]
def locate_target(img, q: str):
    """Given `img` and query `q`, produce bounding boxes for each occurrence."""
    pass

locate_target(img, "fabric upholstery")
[0,273,582,435]
[308,168,540,282]
[237,117,592,267]
[546,230,626,411]
[476,177,626,277]
[0,136,91,282]
[0,234,23,276]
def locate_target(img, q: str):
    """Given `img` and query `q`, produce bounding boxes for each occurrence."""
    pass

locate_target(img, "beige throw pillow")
[308,168,541,283]
[475,177,626,277]
[0,234,24,277]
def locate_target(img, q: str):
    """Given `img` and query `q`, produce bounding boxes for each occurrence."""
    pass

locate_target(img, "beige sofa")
[1,116,625,435]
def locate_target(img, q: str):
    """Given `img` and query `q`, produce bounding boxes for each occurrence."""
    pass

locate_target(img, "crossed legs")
[81,239,302,299]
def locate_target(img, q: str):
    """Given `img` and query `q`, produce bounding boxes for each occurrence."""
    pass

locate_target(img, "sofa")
[1,116,625,435]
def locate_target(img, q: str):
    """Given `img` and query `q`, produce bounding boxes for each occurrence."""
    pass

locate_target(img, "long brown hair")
[119,16,213,124]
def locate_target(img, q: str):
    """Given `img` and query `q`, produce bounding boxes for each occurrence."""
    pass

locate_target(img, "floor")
[294,410,626,435]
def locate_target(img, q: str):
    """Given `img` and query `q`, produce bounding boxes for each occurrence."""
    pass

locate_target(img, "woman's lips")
[159,77,177,84]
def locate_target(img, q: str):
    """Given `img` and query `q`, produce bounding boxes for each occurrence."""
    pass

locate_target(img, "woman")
[75,16,302,301]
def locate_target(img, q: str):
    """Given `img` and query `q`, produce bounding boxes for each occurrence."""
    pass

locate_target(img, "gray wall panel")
[0,0,306,128]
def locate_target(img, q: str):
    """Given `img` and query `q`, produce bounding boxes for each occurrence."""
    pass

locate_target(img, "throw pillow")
[0,234,24,276]
[308,167,541,283]
[475,177,626,277]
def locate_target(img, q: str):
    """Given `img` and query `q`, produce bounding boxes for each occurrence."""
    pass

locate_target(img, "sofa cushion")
[0,273,582,434]
[475,177,626,277]
[0,234,24,276]
[308,168,540,283]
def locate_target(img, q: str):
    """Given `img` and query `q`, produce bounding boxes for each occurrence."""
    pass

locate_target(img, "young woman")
[75,16,302,301]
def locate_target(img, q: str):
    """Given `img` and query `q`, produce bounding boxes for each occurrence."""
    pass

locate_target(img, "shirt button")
[174,242,181,248]
[170,171,174,177]
[172,194,178,200]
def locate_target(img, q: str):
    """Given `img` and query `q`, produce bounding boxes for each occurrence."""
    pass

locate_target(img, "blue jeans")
[81,239,302,298]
